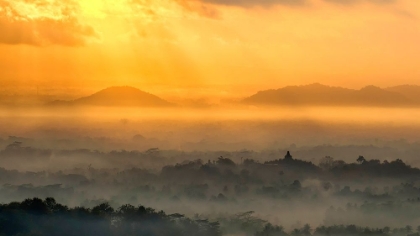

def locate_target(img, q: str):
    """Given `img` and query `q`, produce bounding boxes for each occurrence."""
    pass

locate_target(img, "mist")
[0,105,420,235]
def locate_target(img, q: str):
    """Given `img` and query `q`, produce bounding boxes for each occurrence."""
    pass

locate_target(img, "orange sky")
[0,0,419,99]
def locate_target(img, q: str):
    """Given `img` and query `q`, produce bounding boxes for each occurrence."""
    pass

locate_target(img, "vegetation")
[0,198,220,236]
[1,198,420,236]
[1,144,420,235]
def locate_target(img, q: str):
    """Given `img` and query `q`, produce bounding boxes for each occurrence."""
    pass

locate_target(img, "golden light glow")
[0,0,419,100]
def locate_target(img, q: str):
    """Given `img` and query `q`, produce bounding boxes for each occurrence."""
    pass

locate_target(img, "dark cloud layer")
[171,0,400,19]
[324,0,395,5]
[185,0,306,7]
[0,0,98,46]
[177,0,396,8]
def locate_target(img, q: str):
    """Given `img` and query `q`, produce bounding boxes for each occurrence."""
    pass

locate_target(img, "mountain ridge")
[44,83,420,108]
[47,86,174,107]
[243,83,419,107]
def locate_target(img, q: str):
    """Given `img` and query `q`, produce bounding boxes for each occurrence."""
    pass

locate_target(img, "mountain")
[242,83,416,107]
[386,85,420,103]
[48,86,173,107]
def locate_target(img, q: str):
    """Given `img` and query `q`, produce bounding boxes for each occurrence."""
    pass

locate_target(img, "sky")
[0,0,419,99]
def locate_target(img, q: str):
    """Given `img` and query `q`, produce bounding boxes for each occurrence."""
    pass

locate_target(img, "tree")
[357,156,366,164]
[256,223,287,236]
[302,224,311,236]
[319,156,334,170]
[406,225,413,234]
[217,156,236,166]
[92,202,114,217]
[291,180,302,190]
[5,141,22,150]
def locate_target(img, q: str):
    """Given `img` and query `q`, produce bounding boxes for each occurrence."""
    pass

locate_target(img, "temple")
[284,151,293,160]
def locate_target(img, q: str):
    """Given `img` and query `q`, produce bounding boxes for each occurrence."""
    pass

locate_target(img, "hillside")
[243,83,416,107]
[48,86,173,107]
[386,85,420,103]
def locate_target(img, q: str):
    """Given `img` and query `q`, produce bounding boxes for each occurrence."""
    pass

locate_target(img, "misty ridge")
[51,84,420,108]
[3,83,420,108]
[47,83,420,108]
[47,86,174,108]
[242,84,420,107]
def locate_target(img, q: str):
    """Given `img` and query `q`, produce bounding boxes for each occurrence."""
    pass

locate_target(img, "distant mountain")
[48,86,173,107]
[243,83,417,107]
[385,85,420,103]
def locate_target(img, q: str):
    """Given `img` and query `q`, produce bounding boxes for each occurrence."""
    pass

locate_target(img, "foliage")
[0,198,221,236]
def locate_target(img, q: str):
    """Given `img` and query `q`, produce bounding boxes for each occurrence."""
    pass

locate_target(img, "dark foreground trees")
[1,198,420,236]
[255,224,420,236]
[0,198,221,236]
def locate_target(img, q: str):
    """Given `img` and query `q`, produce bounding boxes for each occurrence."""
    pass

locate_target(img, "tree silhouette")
[357,156,366,164]
[0,198,222,236]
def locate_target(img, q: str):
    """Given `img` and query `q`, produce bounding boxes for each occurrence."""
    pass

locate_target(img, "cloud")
[0,0,98,46]
[174,0,397,10]
[175,0,220,18]
[176,0,306,8]
[323,0,395,5]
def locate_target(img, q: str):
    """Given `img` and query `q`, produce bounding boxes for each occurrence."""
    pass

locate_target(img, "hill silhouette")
[242,83,417,107]
[48,86,173,107]
[386,85,420,103]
